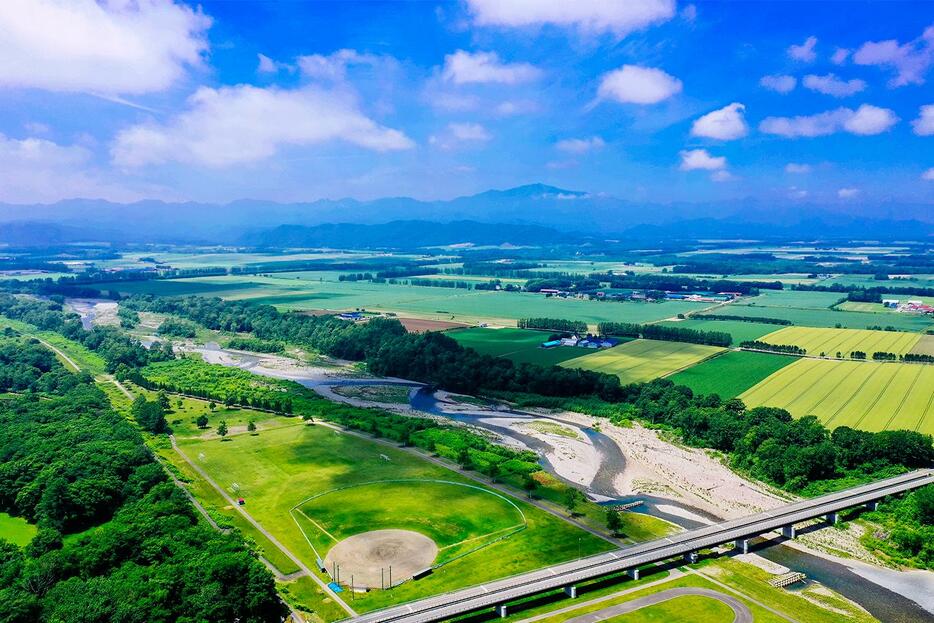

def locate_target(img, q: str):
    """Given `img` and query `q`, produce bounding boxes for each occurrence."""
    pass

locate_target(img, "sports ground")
[757,326,920,357]
[740,359,934,434]
[561,340,725,385]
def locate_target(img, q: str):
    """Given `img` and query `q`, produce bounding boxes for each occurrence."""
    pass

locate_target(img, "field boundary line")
[437,522,528,551]
[294,508,339,543]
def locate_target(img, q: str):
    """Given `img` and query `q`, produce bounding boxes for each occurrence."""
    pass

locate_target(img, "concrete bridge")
[347,469,934,623]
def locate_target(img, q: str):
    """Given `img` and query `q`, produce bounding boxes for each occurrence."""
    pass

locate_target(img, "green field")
[448,327,596,366]
[698,303,933,331]
[562,340,724,385]
[0,512,37,546]
[738,289,846,309]
[294,480,526,566]
[668,351,796,398]
[759,326,921,357]
[740,358,934,434]
[172,421,613,611]
[606,595,735,622]
[657,319,780,344]
[96,274,711,326]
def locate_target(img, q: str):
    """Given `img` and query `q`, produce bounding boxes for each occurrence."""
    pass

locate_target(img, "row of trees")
[597,322,732,347]
[0,338,285,621]
[700,314,792,326]
[740,340,807,355]
[518,317,589,334]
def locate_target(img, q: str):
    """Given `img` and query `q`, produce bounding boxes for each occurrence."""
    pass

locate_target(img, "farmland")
[668,351,797,399]
[96,274,711,326]
[170,418,613,611]
[696,303,934,331]
[449,327,595,366]
[757,326,921,357]
[656,318,780,344]
[561,339,724,385]
[740,358,934,434]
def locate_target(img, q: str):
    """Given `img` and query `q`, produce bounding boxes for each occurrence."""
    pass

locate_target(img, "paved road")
[560,587,752,623]
[170,435,357,617]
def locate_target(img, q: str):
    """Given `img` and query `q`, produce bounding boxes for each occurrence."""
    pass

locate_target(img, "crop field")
[561,339,724,385]
[757,326,921,357]
[96,274,710,326]
[449,327,594,366]
[737,290,846,309]
[668,351,796,399]
[911,335,934,356]
[173,421,612,611]
[739,359,934,434]
[697,303,933,332]
[657,319,780,344]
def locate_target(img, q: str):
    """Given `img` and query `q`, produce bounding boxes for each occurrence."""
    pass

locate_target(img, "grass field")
[561,340,724,385]
[93,274,712,326]
[657,319,780,345]
[740,358,934,434]
[758,326,921,357]
[698,303,933,332]
[668,351,796,398]
[738,290,846,309]
[0,512,37,546]
[448,327,596,366]
[172,421,613,611]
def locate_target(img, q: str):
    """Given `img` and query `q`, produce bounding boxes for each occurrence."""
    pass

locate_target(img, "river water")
[163,340,934,621]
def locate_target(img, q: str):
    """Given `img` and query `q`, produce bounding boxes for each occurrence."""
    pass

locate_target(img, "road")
[559,587,752,623]
[170,434,357,617]
[34,336,81,372]
[346,469,934,623]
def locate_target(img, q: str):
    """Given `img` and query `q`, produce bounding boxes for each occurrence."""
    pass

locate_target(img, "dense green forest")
[0,335,285,622]
[596,321,731,347]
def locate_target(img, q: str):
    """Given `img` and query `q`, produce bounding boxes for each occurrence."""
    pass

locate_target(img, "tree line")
[598,322,731,347]
[518,317,589,334]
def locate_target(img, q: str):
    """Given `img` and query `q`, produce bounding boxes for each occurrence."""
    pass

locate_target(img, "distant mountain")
[0,221,125,245]
[242,220,574,249]
[0,183,930,245]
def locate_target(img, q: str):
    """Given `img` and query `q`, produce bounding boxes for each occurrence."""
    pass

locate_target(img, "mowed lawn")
[0,512,37,547]
[449,327,597,366]
[740,359,934,434]
[561,340,724,385]
[176,422,612,611]
[668,351,796,399]
[758,326,920,357]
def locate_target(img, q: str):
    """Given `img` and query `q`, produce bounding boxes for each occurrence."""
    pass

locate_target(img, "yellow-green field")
[740,358,934,434]
[561,340,724,384]
[759,326,920,357]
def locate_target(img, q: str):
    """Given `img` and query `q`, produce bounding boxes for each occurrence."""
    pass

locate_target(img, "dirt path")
[169,435,356,617]
[34,337,81,372]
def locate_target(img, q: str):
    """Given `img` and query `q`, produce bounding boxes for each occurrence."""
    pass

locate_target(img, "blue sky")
[0,0,932,216]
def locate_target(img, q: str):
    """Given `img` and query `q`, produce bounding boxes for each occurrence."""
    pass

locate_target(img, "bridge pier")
[628,568,640,581]
[782,525,796,539]
[826,512,839,525]
[563,585,577,599]
[496,604,508,618]
[734,538,750,554]
[684,551,698,564]
[865,501,879,512]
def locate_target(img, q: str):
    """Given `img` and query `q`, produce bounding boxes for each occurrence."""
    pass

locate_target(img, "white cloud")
[710,170,735,182]
[690,103,748,140]
[466,0,676,36]
[785,163,812,174]
[923,167,934,181]
[789,36,818,62]
[0,133,138,203]
[912,104,934,136]
[449,122,492,141]
[832,48,851,65]
[442,50,541,85]
[844,104,899,135]
[760,74,796,94]
[556,136,605,154]
[852,24,934,87]
[681,4,697,22]
[679,148,726,171]
[837,187,860,198]
[0,0,210,95]
[759,104,898,137]
[257,54,280,74]
[789,187,809,199]
[803,73,866,97]
[597,65,682,104]
[494,100,537,116]
[297,49,385,81]
[112,85,413,168]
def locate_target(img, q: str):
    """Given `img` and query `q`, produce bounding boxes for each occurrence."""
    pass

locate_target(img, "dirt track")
[323,529,438,588]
